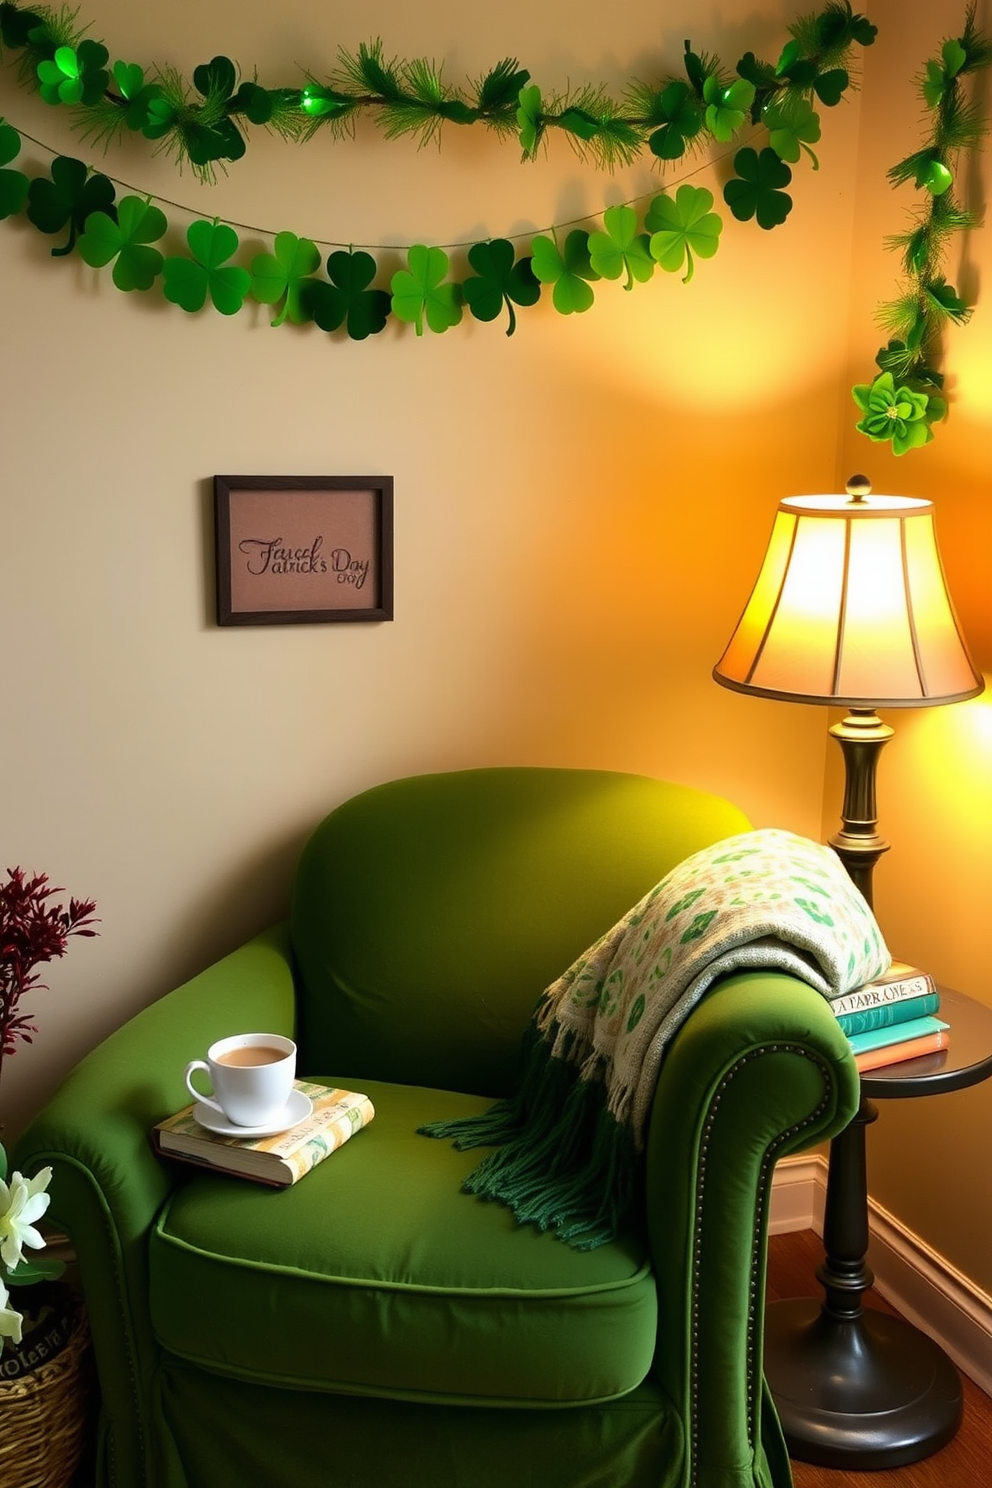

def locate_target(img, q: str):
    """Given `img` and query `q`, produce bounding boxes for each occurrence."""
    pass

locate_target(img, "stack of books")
[832,962,948,1073]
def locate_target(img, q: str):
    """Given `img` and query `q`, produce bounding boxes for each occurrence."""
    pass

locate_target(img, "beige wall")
[0,3,988,1290]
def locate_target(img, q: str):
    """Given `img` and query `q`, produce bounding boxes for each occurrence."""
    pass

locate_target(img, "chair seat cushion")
[150,1079,657,1407]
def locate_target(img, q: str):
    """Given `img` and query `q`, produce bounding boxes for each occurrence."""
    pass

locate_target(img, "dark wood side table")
[763,986,992,1469]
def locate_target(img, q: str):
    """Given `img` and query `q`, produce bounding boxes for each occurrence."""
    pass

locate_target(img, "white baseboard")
[768,1153,826,1235]
[770,1153,992,1398]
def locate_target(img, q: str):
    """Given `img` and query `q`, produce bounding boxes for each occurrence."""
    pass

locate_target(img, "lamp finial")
[846,473,872,503]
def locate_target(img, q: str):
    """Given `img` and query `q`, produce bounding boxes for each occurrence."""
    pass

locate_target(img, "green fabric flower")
[852,371,933,455]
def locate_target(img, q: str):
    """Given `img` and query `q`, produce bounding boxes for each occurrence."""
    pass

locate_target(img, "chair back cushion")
[290,767,749,1095]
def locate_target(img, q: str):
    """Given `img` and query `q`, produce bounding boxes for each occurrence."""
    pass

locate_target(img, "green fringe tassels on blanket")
[420,1024,637,1249]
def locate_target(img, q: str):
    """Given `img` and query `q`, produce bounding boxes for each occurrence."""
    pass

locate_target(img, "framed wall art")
[214,475,394,626]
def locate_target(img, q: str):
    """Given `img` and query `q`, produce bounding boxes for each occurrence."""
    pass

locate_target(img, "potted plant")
[0,866,97,1488]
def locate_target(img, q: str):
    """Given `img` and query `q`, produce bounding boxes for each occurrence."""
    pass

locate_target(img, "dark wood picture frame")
[214,475,394,626]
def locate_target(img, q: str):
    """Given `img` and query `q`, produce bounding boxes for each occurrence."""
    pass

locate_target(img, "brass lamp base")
[827,708,893,910]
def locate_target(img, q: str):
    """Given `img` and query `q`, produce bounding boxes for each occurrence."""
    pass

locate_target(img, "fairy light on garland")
[0,3,988,448]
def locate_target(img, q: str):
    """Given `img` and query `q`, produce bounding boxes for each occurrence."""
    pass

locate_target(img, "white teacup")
[185,1033,296,1127]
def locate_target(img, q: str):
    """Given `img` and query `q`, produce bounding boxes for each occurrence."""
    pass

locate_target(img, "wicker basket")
[0,1306,92,1488]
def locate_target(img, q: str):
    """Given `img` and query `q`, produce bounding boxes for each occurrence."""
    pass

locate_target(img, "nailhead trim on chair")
[687,1043,833,1488]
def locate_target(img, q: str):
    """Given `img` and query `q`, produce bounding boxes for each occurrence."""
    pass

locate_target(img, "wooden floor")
[766,1228,991,1488]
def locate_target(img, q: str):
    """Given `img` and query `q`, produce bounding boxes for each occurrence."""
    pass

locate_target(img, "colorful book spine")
[830,963,936,1019]
[835,991,941,1038]
[845,1015,948,1056]
[854,1028,949,1073]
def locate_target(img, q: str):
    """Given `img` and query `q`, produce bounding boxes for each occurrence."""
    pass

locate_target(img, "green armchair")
[16,768,859,1488]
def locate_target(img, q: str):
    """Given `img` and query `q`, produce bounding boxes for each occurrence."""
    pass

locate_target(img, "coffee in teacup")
[185,1032,296,1126]
[215,1045,286,1068]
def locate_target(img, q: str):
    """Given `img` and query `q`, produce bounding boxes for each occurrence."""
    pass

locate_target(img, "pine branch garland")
[853,2,989,454]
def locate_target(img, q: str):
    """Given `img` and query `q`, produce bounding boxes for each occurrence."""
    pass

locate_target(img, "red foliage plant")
[0,867,98,1091]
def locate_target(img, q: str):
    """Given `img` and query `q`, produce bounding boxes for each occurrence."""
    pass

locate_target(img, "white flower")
[0,1166,53,1271]
[0,1277,23,1347]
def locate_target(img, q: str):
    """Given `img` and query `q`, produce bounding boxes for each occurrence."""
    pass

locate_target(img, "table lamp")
[712,475,984,907]
[713,474,985,1469]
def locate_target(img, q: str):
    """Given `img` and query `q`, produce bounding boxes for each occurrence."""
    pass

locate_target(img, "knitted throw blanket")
[421,829,889,1249]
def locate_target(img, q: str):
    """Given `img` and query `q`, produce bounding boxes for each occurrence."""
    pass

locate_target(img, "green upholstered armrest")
[645,969,859,1487]
[14,923,297,1488]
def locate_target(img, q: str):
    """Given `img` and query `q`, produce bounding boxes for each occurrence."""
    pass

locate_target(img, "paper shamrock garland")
[0,2,988,452]
[0,0,878,337]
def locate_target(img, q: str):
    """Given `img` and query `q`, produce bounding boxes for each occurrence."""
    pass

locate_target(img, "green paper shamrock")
[821,8,877,49]
[702,76,755,143]
[530,229,600,314]
[558,108,599,142]
[0,121,28,221]
[0,5,47,49]
[37,40,109,107]
[647,79,704,161]
[113,61,144,101]
[193,55,238,100]
[645,185,722,283]
[723,146,793,230]
[763,98,821,167]
[921,40,966,110]
[461,238,540,335]
[111,60,167,133]
[587,206,654,291]
[922,60,949,109]
[184,117,247,167]
[172,58,247,165]
[774,40,810,82]
[925,277,968,319]
[26,155,116,256]
[77,194,167,291]
[250,231,322,325]
[390,245,462,335]
[813,68,849,107]
[943,38,968,76]
[143,95,178,141]
[162,220,252,315]
[852,371,933,455]
[736,52,778,90]
[681,42,707,93]
[231,80,275,126]
[516,83,542,158]
[302,251,391,340]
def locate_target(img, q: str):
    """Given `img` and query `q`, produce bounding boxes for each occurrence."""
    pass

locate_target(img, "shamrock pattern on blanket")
[541,828,889,1142]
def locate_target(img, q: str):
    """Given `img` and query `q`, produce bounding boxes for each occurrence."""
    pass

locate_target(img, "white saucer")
[192,1088,313,1139]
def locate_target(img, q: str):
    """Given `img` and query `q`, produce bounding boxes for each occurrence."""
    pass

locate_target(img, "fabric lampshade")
[713,489,983,708]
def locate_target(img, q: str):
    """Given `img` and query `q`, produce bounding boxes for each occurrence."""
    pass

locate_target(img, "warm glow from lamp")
[714,490,982,708]
[713,477,984,906]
